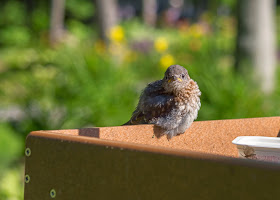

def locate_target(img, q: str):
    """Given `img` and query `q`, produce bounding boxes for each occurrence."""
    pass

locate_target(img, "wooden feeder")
[24,117,280,199]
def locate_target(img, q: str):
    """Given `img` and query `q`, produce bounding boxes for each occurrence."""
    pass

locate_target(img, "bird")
[124,64,201,138]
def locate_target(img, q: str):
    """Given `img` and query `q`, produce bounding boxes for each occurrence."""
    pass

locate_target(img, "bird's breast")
[178,105,185,111]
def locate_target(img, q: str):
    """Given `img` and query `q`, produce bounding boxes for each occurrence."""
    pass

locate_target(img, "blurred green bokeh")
[0,0,279,199]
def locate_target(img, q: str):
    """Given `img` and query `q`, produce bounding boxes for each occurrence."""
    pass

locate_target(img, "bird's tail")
[122,120,131,126]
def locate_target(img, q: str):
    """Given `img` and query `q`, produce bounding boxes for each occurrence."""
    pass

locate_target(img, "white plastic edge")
[232,136,280,149]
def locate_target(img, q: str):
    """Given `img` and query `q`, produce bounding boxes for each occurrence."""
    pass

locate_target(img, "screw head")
[50,189,56,198]
[25,148,31,157]
[25,174,30,183]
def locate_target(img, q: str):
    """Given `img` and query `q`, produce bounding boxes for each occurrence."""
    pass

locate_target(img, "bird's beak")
[168,77,182,83]
[177,78,182,82]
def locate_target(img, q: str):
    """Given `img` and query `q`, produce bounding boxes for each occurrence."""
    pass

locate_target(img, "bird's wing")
[123,108,147,125]
[124,80,174,125]
[141,94,174,121]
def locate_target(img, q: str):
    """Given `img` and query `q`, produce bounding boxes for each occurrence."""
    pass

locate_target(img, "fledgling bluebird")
[124,65,201,138]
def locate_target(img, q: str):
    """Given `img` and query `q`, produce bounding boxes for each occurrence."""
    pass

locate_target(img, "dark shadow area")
[277,130,280,137]
[153,125,165,139]
[78,128,100,138]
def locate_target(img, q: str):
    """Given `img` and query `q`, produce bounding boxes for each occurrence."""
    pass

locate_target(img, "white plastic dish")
[232,136,280,163]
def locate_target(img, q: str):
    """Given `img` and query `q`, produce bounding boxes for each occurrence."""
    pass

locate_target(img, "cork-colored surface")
[45,117,280,157]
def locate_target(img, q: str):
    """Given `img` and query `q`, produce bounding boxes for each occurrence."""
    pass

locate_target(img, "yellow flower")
[160,54,175,69]
[188,24,204,38]
[154,37,168,53]
[108,25,125,43]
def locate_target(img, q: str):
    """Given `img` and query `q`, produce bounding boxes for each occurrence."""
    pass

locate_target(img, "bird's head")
[162,65,190,93]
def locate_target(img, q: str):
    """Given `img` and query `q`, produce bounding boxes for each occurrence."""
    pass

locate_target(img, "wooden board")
[48,116,280,157]
[24,117,280,199]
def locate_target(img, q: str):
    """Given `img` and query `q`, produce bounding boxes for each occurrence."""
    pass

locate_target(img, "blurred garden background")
[0,0,280,199]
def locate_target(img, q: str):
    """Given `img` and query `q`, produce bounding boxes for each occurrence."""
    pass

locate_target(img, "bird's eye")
[182,74,185,79]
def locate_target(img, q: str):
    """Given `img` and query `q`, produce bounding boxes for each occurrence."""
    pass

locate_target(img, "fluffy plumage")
[124,65,201,138]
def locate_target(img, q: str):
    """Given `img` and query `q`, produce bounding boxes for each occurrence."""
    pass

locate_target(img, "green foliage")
[0,1,30,46]
[0,1,26,26]
[0,165,24,200]
[0,26,31,46]
[0,123,22,170]
[0,46,138,134]
[31,8,49,32]
[66,0,95,20]
[67,20,94,39]
[1,18,279,135]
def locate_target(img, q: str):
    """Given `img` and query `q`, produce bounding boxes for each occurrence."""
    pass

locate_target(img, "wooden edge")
[89,116,280,129]
[43,116,280,130]
[27,130,280,170]
[29,116,280,157]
